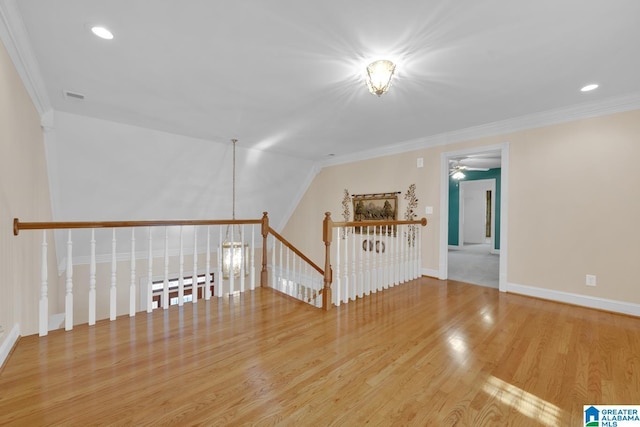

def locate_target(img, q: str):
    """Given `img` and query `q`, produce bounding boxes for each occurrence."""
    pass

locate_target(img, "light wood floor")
[1,278,639,426]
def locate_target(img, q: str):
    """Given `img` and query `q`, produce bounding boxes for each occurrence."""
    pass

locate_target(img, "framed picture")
[352,192,398,234]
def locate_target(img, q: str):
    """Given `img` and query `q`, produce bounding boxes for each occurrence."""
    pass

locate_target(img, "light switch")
[425,206,433,214]
[417,157,424,168]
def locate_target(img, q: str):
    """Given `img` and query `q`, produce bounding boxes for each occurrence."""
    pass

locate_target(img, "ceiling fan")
[449,159,489,179]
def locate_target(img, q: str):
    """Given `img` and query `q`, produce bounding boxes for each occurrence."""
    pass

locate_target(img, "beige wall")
[283,109,640,305]
[282,151,440,269]
[0,39,57,349]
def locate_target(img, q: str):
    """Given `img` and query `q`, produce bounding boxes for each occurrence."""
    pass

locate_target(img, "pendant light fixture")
[222,139,249,279]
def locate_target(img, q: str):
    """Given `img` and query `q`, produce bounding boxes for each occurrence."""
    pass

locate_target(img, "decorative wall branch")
[341,189,351,239]
[404,184,419,246]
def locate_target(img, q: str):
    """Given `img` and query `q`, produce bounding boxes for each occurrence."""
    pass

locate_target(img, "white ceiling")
[11,0,640,161]
[3,0,640,251]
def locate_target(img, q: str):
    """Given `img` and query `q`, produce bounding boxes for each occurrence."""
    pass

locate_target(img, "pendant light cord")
[231,138,237,220]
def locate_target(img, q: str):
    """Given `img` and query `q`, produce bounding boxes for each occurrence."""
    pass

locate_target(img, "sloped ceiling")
[3,0,640,229]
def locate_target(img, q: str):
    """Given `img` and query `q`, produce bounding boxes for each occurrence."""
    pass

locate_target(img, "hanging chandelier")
[222,138,249,279]
[365,59,396,96]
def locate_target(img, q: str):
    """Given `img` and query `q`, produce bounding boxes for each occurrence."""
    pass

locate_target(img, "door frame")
[459,178,496,251]
[439,143,509,292]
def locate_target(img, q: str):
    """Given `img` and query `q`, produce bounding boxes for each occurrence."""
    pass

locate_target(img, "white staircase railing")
[14,216,267,336]
[14,211,427,337]
[322,213,427,307]
[268,228,324,308]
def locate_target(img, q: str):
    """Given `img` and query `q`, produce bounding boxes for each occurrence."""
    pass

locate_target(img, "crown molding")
[0,0,51,117]
[319,91,640,169]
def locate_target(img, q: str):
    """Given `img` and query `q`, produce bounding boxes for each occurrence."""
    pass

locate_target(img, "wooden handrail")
[268,227,324,276]
[330,218,427,228]
[13,218,262,236]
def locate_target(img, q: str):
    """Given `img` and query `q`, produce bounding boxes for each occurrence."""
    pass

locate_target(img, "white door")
[459,179,495,246]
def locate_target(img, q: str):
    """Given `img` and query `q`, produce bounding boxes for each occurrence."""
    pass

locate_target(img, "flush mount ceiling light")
[581,83,599,92]
[365,60,396,96]
[91,26,114,40]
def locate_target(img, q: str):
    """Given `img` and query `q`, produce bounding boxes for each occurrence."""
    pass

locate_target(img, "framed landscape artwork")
[352,192,398,234]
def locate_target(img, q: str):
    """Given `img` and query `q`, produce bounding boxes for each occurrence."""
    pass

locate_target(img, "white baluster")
[302,260,308,301]
[401,225,407,283]
[398,224,403,283]
[365,227,371,295]
[411,225,415,280]
[240,225,245,293]
[381,226,387,289]
[358,229,364,298]
[278,238,283,292]
[192,227,198,304]
[205,226,211,300]
[378,227,384,291]
[293,248,298,298]
[285,246,291,295]
[297,253,302,300]
[350,227,356,301]
[178,226,184,306]
[385,226,395,288]
[372,227,379,293]
[216,227,222,297]
[344,227,351,302]
[299,255,304,301]
[229,225,235,294]
[293,251,299,299]
[250,225,255,291]
[395,225,400,285]
[335,227,341,305]
[271,236,276,292]
[89,229,96,325]
[65,230,73,331]
[340,228,347,303]
[410,225,416,279]
[417,225,422,278]
[384,226,393,288]
[130,228,136,316]
[405,225,410,280]
[110,229,117,321]
[39,231,48,336]
[163,227,169,309]
[147,227,153,313]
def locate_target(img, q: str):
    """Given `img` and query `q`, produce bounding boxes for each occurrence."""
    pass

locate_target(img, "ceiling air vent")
[63,90,85,100]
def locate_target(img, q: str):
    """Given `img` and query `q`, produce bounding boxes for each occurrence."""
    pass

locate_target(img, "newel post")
[261,212,269,287]
[322,212,333,310]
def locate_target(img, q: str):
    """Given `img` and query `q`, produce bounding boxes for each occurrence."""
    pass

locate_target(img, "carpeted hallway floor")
[448,243,499,288]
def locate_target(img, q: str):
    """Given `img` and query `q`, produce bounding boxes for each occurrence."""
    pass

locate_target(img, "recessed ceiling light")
[581,84,599,92]
[91,26,114,40]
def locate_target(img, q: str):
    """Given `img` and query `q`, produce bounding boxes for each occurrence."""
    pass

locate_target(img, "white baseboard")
[0,323,20,369]
[507,283,640,317]
[422,268,440,278]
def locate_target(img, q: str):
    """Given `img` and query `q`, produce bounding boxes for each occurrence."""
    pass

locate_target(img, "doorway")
[449,179,498,287]
[438,144,509,292]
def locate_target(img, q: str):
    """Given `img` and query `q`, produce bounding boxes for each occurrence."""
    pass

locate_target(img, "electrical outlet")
[417,157,424,168]
[586,274,597,287]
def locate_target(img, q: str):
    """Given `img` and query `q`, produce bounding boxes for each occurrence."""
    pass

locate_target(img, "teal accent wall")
[448,168,501,250]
